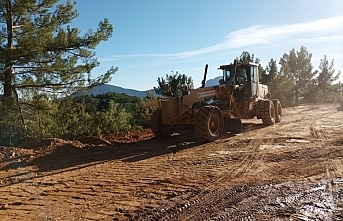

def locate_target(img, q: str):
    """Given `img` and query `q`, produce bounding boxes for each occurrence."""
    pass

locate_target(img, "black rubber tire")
[194,106,224,142]
[150,108,175,137]
[272,99,282,123]
[260,100,276,125]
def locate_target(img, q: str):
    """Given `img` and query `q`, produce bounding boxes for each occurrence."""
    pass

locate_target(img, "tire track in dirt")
[143,139,268,220]
[136,135,288,220]
[308,107,343,180]
[1,104,342,220]
[136,105,343,220]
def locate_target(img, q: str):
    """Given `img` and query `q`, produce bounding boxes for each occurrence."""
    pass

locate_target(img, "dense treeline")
[0,92,160,146]
[238,47,341,107]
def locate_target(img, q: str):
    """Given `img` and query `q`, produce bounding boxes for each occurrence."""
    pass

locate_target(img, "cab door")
[250,66,258,98]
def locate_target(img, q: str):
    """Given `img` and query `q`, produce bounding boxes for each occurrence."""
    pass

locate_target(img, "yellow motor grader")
[150,59,282,142]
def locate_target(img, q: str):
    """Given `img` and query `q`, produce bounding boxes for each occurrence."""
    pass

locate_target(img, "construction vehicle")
[150,59,282,142]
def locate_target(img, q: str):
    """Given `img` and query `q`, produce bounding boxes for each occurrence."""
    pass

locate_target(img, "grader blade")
[224,118,242,133]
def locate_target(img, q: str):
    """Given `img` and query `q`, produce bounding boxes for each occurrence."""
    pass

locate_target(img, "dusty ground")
[0,104,343,220]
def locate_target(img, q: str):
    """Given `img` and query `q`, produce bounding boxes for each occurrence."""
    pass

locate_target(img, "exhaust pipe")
[201,64,208,88]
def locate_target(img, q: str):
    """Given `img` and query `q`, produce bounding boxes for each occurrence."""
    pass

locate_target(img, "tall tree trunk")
[4,0,13,98]
[295,88,299,106]
[4,65,13,98]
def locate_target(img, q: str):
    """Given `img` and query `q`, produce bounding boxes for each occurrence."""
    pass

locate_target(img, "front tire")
[260,100,276,125]
[150,108,175,137]
[194,106,224,142]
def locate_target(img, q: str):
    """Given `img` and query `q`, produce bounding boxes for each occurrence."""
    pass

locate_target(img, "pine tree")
[0,0,116,100]
[267,59,278,83]
[279,46,314,106]
[154,71,194,97]
[238,51,254,62]
[271,66,295,107]
[267,58,278,94]
[316,55,340,102]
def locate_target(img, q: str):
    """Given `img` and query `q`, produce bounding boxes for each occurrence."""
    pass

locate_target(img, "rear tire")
[194,106,224,142]
[272,99,282,123]
[260,100,275,125]
[150,108,175,137]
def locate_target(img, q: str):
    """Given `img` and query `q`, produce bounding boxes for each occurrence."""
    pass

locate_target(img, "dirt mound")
[0,139,90,171]
[0,129,155,170]
[20,129,154,149]
[0,146,35,171]
[101,128,154,143]
[0,146,34,157]
[15,129,154,156]
[23,138,85,151]
[22,138,87,155]
[77,136,112,146]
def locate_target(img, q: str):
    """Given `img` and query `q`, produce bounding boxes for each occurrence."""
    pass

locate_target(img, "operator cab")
[219,62,259,100]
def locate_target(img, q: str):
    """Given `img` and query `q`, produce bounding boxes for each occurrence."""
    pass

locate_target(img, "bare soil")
[0,104,343,220]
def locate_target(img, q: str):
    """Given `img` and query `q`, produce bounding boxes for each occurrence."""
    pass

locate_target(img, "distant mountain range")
[205,76,221,87]
[76,84,152,98]
[77,76,223,98]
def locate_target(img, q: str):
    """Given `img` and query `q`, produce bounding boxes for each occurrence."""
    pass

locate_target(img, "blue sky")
[72,0,343,91]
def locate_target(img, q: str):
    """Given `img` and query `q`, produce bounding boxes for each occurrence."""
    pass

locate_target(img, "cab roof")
[219,61,259,70]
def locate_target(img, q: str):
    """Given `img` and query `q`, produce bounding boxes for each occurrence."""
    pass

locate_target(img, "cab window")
[223,70,232,81]
[250,66,258,97]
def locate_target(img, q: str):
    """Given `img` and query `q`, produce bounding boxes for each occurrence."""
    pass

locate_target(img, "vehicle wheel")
[272,99,282,123]
[260,100,275,125]
[194,106,224,142]
[150,108,175,137]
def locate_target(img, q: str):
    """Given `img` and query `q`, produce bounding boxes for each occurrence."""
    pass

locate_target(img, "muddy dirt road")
[0,104,343,220]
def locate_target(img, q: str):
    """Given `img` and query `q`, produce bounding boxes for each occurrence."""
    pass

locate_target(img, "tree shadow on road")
[0,122,269,187]
[0,129,200,173]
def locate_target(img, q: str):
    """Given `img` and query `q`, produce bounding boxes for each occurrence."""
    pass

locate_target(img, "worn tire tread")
[194,106,223,142]
[261,100,275,125]
[150,108,163,137]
